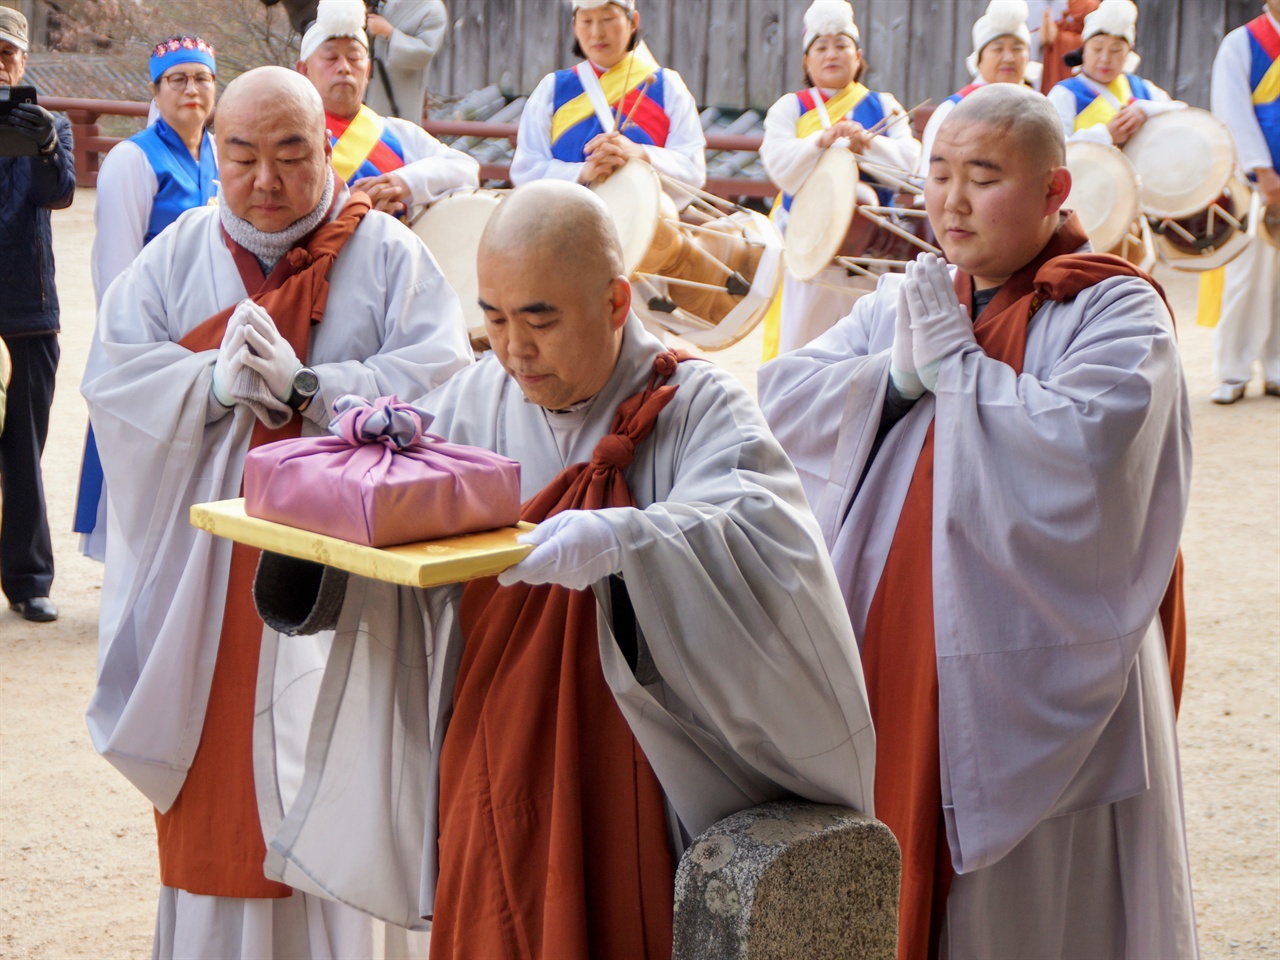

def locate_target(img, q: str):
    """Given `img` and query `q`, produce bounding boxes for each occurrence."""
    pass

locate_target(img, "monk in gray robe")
[759,83,1197,959]
[254,181,875,958]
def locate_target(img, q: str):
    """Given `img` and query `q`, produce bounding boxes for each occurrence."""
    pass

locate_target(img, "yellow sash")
[331,105,385,182]
[795,82,872,140]
[550,46,662,145]
[1074,75,1133,131]
[1254,55,1280,105]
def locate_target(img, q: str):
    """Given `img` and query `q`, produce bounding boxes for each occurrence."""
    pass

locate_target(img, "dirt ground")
[1,192,1277,959]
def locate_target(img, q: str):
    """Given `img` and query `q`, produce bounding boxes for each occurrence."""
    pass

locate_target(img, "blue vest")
[1057,73,1154,115]
[549,66,670,163]
[781,88,890,213]
[1247,23,1280,167]
[130,118,218,244]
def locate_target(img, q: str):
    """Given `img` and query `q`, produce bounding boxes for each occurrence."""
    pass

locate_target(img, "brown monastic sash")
[154,194,370,898]
[432,352,690,960]
[862,215,1188,959]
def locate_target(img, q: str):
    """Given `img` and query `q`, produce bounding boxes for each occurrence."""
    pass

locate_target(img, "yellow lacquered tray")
[190,498,534,588]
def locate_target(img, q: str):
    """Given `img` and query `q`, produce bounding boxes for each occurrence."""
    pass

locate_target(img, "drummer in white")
[1209,0,1280,403]
[510,0,705,204]
[760,0,921,356]
[1045,0,1173,146]
[916,0,1040,180]
[297,0,478,218]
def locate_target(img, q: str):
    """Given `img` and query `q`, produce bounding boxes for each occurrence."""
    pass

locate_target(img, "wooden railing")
[41,96,774,199]
[43,97,150,187]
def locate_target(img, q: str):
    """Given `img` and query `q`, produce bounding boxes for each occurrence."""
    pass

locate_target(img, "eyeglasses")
[161,72,215,91]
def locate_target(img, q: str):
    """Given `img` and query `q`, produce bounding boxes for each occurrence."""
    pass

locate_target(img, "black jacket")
[0,112,75,337]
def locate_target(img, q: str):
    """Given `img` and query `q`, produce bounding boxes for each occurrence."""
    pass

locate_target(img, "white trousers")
[153,887,431,960]
[1214,237,1280,384]
[777,266,874,355]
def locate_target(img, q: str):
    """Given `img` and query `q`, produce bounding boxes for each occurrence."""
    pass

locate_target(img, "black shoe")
[10,597,58,622]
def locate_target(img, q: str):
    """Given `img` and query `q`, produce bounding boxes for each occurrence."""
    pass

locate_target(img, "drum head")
[412,191,504,340]
[784,147,858,282]
[592,159,662,275]
[1065,141,1140,253]
[1125,108,1234,220]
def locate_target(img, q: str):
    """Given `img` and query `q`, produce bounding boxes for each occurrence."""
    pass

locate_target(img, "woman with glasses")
[78,36,218,567]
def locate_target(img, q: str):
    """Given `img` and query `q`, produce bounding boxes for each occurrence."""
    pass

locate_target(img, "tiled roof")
[22,50,153,103]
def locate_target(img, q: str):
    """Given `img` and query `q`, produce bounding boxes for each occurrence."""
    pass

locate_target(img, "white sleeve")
[382,0,447,71]
[862,92,922,174]
[511,74,585,185]
[1212,27,1275,173]
[760,93,825,196]
[1144,79,1172,103]
[640,69,706,189]
[386,118,480,205]
[917,98,955,178]
[91,141,157,306]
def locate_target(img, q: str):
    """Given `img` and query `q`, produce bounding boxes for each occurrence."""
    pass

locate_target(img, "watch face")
[294,368,320,395]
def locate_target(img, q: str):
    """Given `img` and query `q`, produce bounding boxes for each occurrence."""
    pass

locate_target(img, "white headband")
[571,0,636,12]
[1083,0,1138,46]
[300,0,368,63]
[802,0,860,53]
[965,0,1032,76]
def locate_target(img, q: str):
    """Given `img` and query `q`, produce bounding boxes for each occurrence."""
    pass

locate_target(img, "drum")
[593,160,784,350]
[783,147,937,283]
[1124,108,1251,271]
[1064,141,1154,271]
[411,190,506,353]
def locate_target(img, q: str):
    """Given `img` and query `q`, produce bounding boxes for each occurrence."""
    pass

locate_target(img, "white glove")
[890,281,926,399]
[496,509,623,591]
[211,308,249,407]
[239,305,300,402]
[904,253,977,393]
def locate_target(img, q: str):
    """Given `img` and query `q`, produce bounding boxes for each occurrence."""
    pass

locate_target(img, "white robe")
[365,0,448,121]
[81,195,472,958]
[761,88,921,354]
[758,269,1199,958]
[254,314,876,930]
[377,114,480,208]
[1211,15,1280,385]
[511,63,707,199]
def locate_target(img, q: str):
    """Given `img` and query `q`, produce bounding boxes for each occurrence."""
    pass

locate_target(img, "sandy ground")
[1,191,1277,959]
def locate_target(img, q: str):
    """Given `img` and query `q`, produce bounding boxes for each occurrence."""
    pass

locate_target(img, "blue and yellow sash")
[549,46,670,161]
[328,105,406,184]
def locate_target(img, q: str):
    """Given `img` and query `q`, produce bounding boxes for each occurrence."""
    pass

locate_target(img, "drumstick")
[612,50,636,131]
[619,75,657,133]
[865,99,931,139]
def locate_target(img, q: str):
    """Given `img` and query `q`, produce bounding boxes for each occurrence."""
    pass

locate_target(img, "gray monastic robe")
[758,268,1198,958]
[254,315,876,930]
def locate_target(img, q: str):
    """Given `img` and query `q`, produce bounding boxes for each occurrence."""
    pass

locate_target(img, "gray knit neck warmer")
[218,169,336,271]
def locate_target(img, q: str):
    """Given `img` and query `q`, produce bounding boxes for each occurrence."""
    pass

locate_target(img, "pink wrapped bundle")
[243,395,521,547]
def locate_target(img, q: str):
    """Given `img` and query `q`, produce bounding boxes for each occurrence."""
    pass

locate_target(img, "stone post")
[672,800,901,960]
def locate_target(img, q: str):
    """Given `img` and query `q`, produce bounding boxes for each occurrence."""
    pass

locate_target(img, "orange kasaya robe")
[431,353,691,960]
[154,193,371,898]
[1041,0,1101,92]
[861,216,1188,960]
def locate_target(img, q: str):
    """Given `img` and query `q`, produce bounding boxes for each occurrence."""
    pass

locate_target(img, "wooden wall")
[426,0,1264,111]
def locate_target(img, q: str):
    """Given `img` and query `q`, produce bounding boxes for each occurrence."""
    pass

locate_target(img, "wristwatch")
[286,366,319,412]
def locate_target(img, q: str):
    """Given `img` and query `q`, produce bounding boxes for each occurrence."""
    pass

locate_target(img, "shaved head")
[218,65,325,137]
[939,83,1066,174]
[480,180,626,284]
[216,66,332,232]
[477,181,632,409]
[925,83,1072,288]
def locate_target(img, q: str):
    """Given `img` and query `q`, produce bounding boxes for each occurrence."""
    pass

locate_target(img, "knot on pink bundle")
[329,395,437,451]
